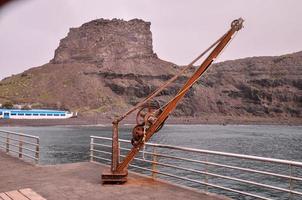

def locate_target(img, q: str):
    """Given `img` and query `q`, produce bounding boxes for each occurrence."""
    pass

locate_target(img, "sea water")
[1,125,302,199]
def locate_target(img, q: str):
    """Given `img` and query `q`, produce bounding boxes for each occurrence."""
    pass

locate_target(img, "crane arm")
[116,18,244,172]
[102,18,244,183]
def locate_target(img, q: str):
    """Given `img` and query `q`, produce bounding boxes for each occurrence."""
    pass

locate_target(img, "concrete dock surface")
[0,152,229,200]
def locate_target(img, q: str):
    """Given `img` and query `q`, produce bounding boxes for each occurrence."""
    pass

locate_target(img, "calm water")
[1,125,302,199]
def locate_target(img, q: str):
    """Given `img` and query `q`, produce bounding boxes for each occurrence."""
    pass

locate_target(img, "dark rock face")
[199,52,302,118]
[0,18,301,123]
[51,19,156,65]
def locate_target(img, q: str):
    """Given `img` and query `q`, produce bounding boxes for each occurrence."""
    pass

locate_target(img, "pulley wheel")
[136,100,160,125]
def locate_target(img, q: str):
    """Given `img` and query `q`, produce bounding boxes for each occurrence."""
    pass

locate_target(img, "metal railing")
[90,136,302,200]
[0,130,40,163]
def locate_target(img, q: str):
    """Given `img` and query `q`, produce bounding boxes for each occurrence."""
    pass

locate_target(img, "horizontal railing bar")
[2,142,37,154]
[2,137,20,142]
[0,135,38,146]
[19,146,38,154]
[0,135,9,139]
[21,141,39,147]
[90,136,113,141]
[5,148,38,161]
[91,149,112,155]
[90,136,302,167]
[3,142,23,149]
[90,143,129,152]
[0,130,39,139]
[92,155,111,162]
[128,164,272,200]
[120,147,131,151]
[91,143,112,148]
[91,136,132,144]
[0,135,6,138]
[20,153,38,161]
[0,135,23,142]
[22,140,39,146]
[145,143,302,167]
[129,156,302,196]
[91,142,143,154]
[91,143,140,152]
[202,161,302,182]
[90,146,147,159]
[139,150,302,182]
[6,144,37,154]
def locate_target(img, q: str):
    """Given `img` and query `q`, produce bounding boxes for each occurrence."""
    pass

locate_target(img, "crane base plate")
[101,169,128,184]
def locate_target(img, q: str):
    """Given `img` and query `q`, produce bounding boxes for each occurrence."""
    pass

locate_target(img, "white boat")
[0,109,74,119]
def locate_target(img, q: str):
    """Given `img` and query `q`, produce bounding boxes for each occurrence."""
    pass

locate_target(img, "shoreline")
[0,116,301,127]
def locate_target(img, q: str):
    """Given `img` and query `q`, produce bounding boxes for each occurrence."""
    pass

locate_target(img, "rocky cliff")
[191,52,302,120]
[0,18,301,124]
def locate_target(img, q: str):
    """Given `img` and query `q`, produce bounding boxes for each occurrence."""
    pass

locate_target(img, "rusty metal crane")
[102,18,244,183]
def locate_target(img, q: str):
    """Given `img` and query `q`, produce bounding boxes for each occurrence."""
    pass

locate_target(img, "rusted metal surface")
[103,18,244,182]
[111,121,119,172]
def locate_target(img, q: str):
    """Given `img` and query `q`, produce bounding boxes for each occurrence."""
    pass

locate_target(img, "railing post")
[289,164,293,200]
[90,137,94,162]
[118,141,121,163]
[6,133,10,153]
[19,135,23,158]
[204,154,209,193]
[35,138,40,164]
[111,121,119,172]
[151,147,158,179]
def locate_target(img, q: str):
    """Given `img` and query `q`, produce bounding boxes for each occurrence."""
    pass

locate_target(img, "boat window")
[33,114,39,116]
[40,114,46,116]
[61,114,66,116]
[11,113,17,116]
[0,112,2,115]
[54,114,60,116]
[25,113,32,116]
[47,114,52,116]
[18,113,24,116]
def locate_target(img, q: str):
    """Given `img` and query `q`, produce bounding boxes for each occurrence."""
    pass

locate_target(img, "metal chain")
[142,124,147,160]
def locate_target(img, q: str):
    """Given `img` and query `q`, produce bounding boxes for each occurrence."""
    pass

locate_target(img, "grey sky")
[0,0,301,80]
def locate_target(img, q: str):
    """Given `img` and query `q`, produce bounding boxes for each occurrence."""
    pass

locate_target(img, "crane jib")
[102,18,245,183]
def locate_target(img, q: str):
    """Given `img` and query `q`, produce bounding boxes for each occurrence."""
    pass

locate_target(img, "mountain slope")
[0,18,301,123]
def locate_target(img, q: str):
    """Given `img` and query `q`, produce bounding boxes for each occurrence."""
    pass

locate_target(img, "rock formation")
[0,18,301,124]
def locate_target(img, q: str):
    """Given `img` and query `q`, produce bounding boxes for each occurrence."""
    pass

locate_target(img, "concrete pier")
[0,152,229,200]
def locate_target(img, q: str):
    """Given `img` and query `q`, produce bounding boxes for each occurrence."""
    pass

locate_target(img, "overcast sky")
[0,0,301,80]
